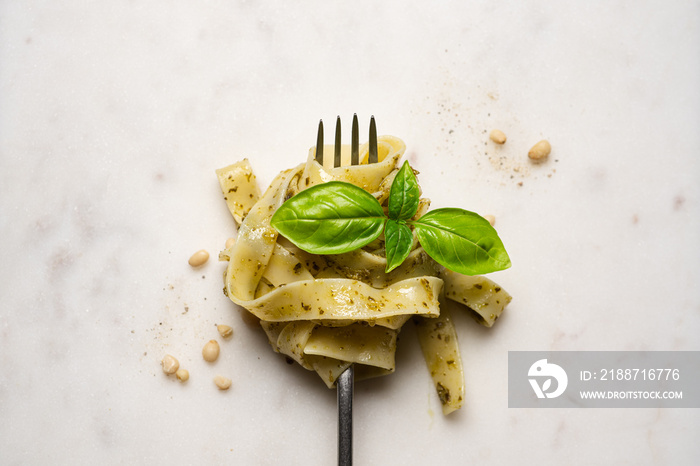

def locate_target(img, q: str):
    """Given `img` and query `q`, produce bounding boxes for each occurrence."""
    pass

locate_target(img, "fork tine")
[315,120,324,165]
[368,115,378,164]
[334,116,342,168]
[351,114,359,166]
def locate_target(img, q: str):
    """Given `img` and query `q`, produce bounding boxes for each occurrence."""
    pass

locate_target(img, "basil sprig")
[270,161,511,275]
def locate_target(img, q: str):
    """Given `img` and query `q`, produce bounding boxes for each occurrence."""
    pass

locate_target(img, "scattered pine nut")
[217,324,233,338]
[214,375,232,390]
[225,237,236,249]
[188,250,210,267]
[528,140,551,161]
[176,369,189,382]
[483,215,496,226]
[489,129,507,144]
[202,339,220,362]
[161,354,179,375]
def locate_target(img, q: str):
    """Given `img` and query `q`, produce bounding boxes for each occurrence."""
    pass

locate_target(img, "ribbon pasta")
[217,136,512,414]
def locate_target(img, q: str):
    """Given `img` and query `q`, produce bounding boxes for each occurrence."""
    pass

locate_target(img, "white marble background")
[1,1,698,465]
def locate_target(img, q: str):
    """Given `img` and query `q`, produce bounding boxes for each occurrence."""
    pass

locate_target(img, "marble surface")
[1,1,699,465]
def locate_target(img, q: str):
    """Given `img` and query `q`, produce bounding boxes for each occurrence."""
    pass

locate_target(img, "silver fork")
[315,114,378,466]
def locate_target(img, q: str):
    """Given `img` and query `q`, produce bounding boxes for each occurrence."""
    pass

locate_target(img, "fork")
[315,114,378,466]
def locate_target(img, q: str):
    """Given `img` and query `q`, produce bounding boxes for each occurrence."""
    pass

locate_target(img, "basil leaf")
[271,181,386,254]
[413,208,511,275]
[388,160,420,221]
[384,219,414,273]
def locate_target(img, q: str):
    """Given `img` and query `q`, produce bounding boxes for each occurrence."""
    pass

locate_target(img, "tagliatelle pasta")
[217,136,512,414]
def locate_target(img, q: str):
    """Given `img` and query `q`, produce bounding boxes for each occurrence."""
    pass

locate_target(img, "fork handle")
[338,365,354,466]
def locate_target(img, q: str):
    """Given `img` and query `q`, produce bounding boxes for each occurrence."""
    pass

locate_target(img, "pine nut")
[202,339,220,362]
[188,250,210,267]
[162,354,179,375]
[214,375,232,390]
[528,140,551,161]
[483,215,496,226]
[217,324,233,338]
[224,237,236,249]
[489,129,507,144]
[176,369,189,382]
